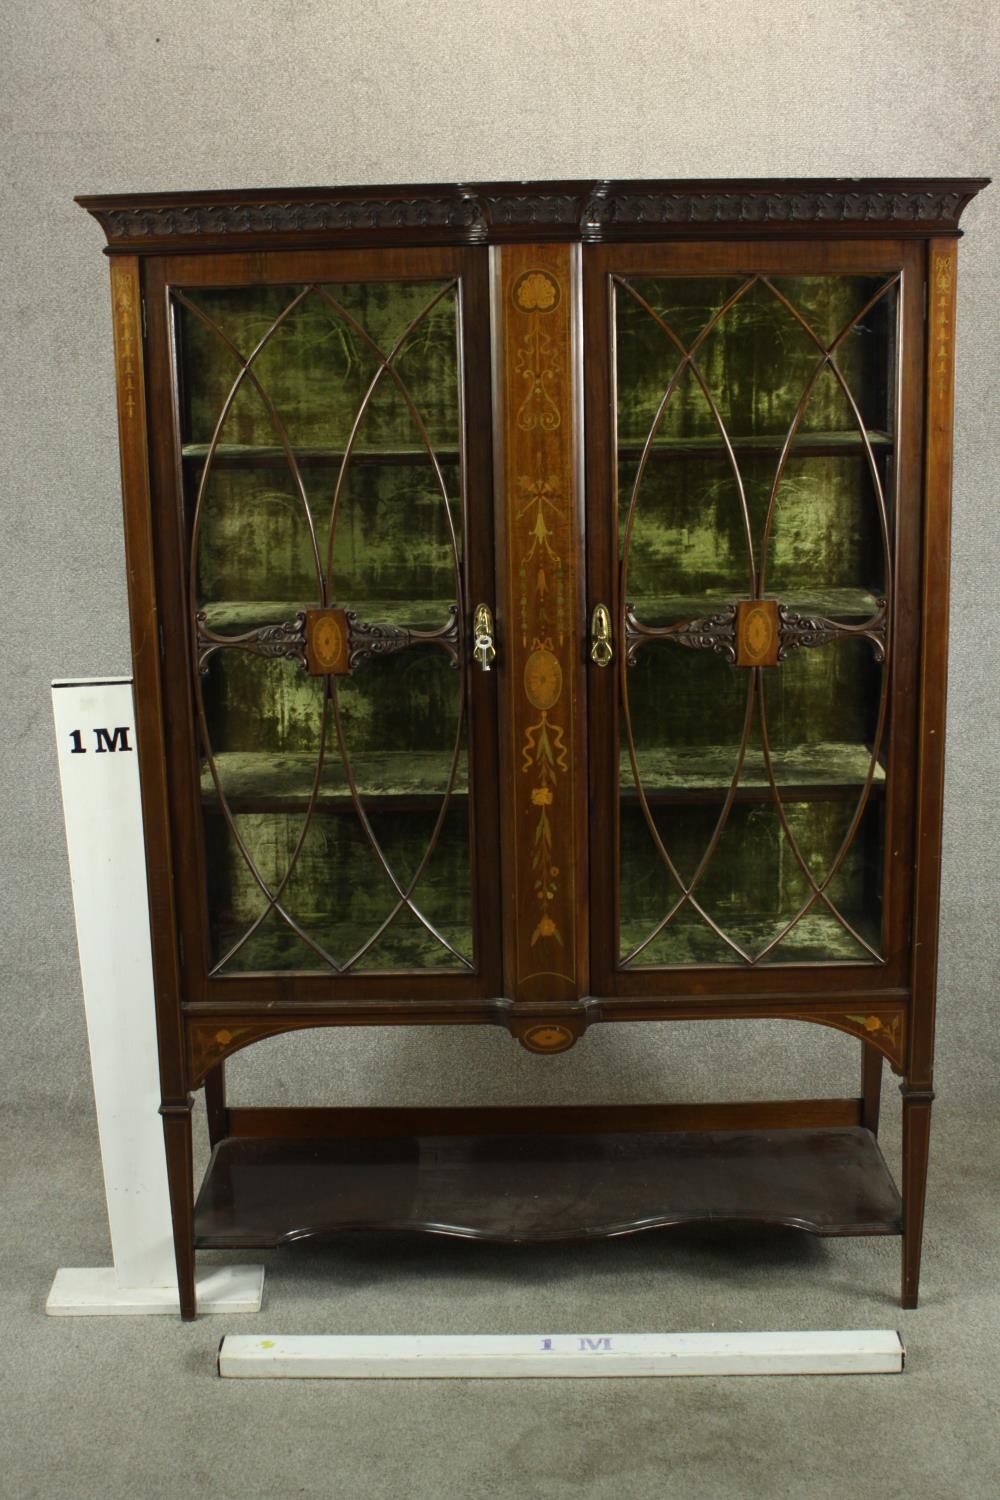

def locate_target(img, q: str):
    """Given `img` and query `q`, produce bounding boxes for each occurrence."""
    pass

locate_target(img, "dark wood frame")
[79,179,987,1317]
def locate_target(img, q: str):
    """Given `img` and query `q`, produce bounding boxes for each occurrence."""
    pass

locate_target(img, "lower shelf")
[193,1126,902,1248]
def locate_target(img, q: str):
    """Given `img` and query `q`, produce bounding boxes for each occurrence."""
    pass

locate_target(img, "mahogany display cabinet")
[78,178,988,1317]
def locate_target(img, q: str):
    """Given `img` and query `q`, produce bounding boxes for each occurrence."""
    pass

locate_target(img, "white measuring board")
[47,678,263,1316]
[218,1331,905,1379]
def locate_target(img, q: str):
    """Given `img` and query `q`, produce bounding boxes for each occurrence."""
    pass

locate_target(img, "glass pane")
[621,447,752,622]
[330,648,470,970]
[177,279,471,975]
[615,272,896,967]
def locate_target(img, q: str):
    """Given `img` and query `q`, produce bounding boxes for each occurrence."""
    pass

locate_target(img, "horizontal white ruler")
[218,1330,904,1380]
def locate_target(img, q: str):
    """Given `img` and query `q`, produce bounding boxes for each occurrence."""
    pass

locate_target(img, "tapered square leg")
[160,1098,197,1320]
[900,1083,934,1309]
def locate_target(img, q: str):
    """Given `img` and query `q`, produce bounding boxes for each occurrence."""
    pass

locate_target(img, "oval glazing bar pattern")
[615,273,897,967]
[176,279,473,975]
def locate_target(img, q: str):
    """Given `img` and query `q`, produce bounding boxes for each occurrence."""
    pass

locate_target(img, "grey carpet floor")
[3,1099,998,1500]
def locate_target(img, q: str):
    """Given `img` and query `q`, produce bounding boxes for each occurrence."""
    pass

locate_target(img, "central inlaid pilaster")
[495,244,587,1002]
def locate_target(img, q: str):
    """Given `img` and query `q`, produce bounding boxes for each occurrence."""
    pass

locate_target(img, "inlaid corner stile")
[910,238,959,1085]
[108,256,187,1103]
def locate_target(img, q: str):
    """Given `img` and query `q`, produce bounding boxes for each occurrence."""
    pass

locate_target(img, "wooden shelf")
[182,443,459,468]
[184,432,890,470]
[198,599,457,632]
[192,1126,902,1248]
[197,590,881,639]
[627,741,885,804]
[638,585,881,621]
[630,587,881,623]
[201,749,466,810]
[200,741,880,813]
[617,431,893,460]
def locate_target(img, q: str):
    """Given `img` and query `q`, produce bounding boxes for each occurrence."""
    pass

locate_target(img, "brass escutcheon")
[590,603,613,667]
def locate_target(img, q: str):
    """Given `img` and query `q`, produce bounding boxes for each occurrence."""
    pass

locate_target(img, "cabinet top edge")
[75,177,990,254]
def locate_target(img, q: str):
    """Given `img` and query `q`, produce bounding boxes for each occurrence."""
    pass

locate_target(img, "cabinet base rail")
[221,1097,864,1140]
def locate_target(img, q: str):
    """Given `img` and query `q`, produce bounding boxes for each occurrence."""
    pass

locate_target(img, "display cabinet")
[78,178,987,1316]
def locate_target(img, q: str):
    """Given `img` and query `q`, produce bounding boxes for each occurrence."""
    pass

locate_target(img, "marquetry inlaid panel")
[497,244,586,1001]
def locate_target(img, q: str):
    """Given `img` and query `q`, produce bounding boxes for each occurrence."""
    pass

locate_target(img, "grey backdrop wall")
[2,1,996,1121]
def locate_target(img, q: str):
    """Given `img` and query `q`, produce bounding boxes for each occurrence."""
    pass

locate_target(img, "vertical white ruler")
[47,677,262,1315]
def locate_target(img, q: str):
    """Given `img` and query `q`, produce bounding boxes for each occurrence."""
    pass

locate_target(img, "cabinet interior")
[177,270,894,974]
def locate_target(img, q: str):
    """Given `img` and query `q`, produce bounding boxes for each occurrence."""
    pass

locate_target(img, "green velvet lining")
[212,912,473,974]
[205,806,472,973]
[180,282,460,451]
[200,645,462,759]
[615,275,894,445]
[620,455,887,603]
[619,795,883,967]
[624,635,882,750]
[620,908,880,967]
[192,461,462,612]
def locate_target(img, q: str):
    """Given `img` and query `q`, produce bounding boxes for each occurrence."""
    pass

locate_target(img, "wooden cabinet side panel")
[108,255,187,1098]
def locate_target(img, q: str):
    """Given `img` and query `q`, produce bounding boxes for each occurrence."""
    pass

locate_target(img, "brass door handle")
[590,603,613,667]
[473,603,497,671]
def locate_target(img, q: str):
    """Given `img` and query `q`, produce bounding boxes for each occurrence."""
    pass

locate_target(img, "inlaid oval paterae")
[524,648,563,711]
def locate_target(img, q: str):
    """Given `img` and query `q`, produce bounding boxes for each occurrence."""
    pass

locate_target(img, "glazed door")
[147,246,501,1001]
[586,240,924,996]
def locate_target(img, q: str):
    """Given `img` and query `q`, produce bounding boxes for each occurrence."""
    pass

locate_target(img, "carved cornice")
[582,186,980,238]
[482,192,580,229]
[78,178,988,251]
[95,194,488,245]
